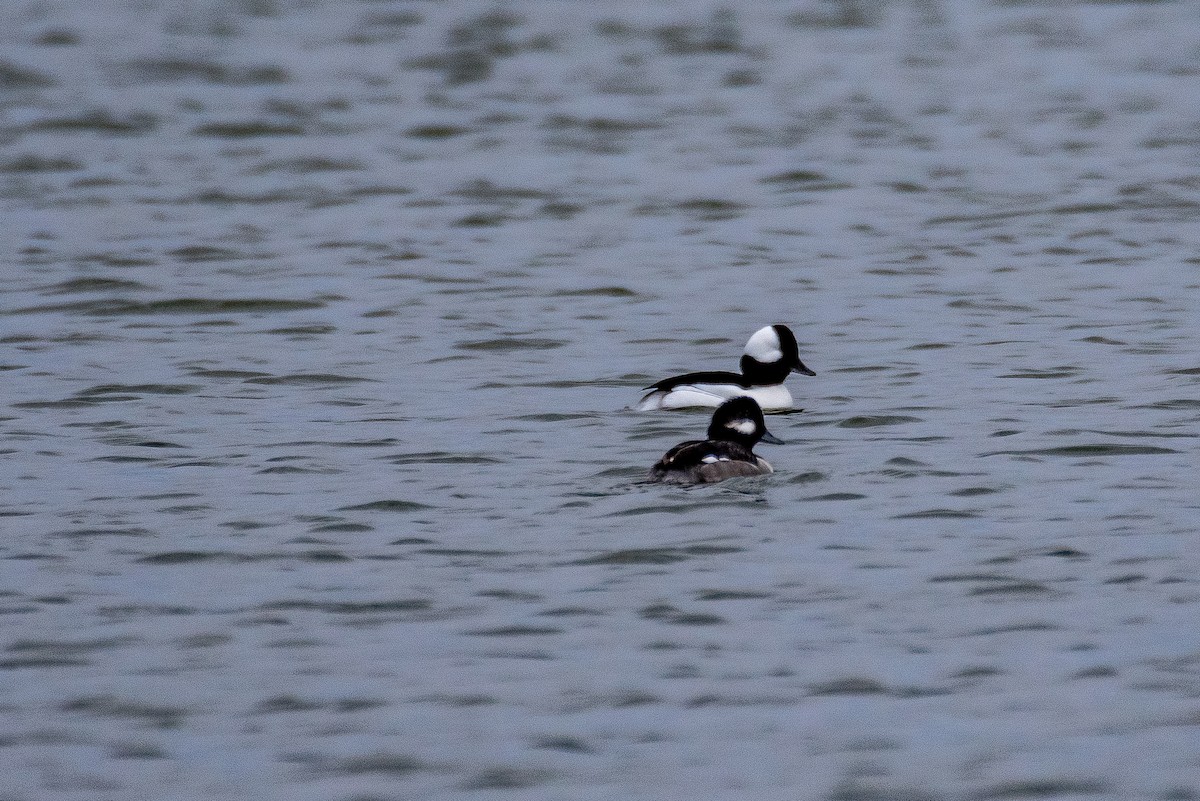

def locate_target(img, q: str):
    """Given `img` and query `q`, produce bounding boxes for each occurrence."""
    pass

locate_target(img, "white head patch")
[727,419,757,436]
[744,326,783,363]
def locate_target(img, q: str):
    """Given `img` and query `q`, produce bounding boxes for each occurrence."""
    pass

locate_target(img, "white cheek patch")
[727,419,757,436]
[744,327,783,362]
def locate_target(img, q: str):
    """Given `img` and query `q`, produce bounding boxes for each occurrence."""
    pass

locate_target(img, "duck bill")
[760,430,785,445]
[794,359,816,377]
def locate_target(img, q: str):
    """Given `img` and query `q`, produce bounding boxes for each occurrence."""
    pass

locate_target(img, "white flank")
[737,384,793,412]
[636,382,793,411]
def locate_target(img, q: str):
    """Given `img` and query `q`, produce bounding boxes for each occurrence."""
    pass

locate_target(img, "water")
[3,1,1200,799]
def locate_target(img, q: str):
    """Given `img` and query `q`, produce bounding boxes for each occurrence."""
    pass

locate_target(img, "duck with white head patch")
[635,324,815,412]
[649,396,783,484]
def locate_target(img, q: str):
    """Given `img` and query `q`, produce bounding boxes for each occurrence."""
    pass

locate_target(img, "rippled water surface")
[3,1,1200,799]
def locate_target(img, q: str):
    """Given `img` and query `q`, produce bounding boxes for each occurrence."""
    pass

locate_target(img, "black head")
[739,324,816,383]
[706,396,784,447]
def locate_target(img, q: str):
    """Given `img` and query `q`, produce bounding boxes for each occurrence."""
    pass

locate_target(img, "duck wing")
[651,440,705,472]
[656,440,757,468]
[696,460,769,482]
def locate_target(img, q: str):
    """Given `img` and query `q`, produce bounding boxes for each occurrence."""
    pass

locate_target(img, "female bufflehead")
[649,396,783,484]
[635,324,815,412]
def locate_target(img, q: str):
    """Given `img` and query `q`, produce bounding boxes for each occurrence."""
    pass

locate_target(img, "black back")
[643,369,748,392]
[650,438,760,481]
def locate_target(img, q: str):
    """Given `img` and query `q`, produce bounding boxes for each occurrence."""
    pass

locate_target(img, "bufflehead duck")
[649,396,783,484]
[635,324,815,412]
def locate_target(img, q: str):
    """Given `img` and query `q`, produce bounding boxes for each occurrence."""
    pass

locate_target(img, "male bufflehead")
[635,324,815,412]
[649,396,783,484]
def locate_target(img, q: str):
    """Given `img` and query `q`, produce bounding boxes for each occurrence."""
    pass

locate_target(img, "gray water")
[3,1,1200,799]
